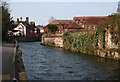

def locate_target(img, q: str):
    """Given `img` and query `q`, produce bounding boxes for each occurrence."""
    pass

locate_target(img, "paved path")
[1,42,15,80]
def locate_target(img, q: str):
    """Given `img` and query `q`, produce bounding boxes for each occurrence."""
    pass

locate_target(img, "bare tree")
[48,16,56,23]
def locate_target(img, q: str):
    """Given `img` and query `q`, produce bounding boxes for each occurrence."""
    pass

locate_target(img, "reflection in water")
[19,42,119,80]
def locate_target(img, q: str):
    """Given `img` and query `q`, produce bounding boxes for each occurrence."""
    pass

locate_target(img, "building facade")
[13,17,37,40]
[73,16,109,33]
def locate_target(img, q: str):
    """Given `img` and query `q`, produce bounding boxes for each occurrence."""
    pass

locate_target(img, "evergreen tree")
[1,2,12,40]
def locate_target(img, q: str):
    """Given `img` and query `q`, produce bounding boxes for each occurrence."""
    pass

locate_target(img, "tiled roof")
[73,16,109,25]
[84,17,109,25]
[21,22,31,27]
[49,20,73,25]
[37,27,44,30]
[15,21,34,28]
[67,22,82,29]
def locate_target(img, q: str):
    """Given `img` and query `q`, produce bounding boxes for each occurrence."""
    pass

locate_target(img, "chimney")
[26,17,29,23]
[17,18,19,23]
[20,17,22,21]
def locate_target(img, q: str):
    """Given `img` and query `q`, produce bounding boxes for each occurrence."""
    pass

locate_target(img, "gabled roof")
[67,22,82,29]
[15,21,32,28]
[20,22,31,27]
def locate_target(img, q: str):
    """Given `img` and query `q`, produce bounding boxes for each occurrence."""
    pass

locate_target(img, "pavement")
[1,42,15,80]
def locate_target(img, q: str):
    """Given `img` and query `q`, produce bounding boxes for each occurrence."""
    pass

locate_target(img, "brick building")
[13,17,37,40]
[44,16,109,34]
[44,20,73,33]
[73,16,109,33]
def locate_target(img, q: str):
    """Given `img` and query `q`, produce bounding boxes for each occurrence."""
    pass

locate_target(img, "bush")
[47,24,58,33]
[62,31,95,54]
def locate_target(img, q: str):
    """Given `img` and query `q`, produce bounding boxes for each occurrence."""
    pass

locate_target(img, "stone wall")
[98,29,120,60]
[43,33,63,48]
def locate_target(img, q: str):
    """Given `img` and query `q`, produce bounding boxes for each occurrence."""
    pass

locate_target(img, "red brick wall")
[26,27,34,39]
[57,25,63,31]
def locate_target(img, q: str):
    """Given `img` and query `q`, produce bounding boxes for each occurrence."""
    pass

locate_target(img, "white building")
[13,23,27,37]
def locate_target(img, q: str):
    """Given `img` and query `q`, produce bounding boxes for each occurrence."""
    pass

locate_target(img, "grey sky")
[10,2,118,25]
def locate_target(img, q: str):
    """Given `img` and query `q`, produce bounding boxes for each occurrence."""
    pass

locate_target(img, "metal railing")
[11,40,19,82]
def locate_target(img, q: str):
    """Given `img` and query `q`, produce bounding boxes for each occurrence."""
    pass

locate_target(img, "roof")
[36,25,44,28]
[67,22,82,29]
[49,20,73,25]
[37,27,44,30]
[84,17,109,25]
[21,22,31,27]
[16,21,34,28]
[73,16,109,25]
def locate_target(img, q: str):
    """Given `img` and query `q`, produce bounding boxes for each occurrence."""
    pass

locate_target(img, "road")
[1,42,15,80]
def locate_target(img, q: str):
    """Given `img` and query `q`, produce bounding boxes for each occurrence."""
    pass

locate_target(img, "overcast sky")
[9,1,118,25]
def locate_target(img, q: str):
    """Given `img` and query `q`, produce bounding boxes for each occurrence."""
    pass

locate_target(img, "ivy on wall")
[62,31,95,54]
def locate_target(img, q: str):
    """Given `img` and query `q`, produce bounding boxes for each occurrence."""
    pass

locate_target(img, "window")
[75,19,80,24]
[92,26,95,30]
[87,25,90,30]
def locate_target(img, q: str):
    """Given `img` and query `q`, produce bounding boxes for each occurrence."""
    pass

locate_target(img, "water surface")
[19,42,119,80]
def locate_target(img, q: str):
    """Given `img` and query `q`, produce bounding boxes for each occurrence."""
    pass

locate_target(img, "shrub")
[63,31,95,54]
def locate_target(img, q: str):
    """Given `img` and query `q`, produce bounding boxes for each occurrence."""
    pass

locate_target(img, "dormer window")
[92,25,95,30]
[75,19,80,24]
[83,18,85,22]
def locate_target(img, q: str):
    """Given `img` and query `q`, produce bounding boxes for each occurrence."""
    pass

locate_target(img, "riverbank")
[17,45,28,81]
[41,31,120,61]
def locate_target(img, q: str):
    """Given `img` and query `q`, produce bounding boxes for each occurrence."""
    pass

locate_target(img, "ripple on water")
[65,66,72,68]
[20,42,119,80]
[67,71,74,73]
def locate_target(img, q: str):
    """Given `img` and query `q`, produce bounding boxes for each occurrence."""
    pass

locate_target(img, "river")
[19,42,119,80]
